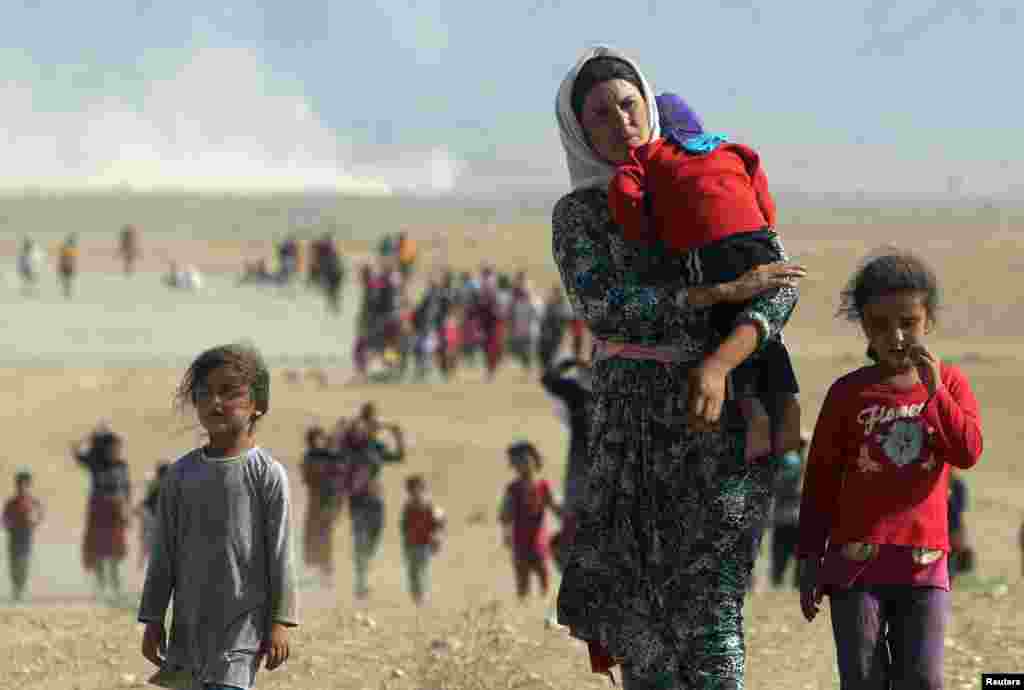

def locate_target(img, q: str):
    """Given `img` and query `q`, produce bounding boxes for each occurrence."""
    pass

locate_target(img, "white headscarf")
[555,45,661,191]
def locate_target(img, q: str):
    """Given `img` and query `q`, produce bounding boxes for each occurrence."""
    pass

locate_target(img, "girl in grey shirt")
[139,343,298,690]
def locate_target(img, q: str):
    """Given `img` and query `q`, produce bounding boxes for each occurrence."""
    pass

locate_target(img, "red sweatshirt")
[798,363,982,557]
[608,139,776,252]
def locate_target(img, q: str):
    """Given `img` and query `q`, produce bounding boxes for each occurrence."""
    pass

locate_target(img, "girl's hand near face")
[909,343,942,397]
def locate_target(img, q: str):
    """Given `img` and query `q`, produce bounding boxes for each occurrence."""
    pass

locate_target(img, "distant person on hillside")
[400,474,446,605]
[3,470,44,601]
[72,422,132,600]
[164,261,202,291]
[312,232,345,314]
[58,233,79,299]
[506,271,541,377]
[277,233,299,283]
[411,274,444,381]
[139,343,298,690]
[119,224,141,276]
[397,231,418,280]
[134,461,170,571]
[476,266,508,381]
[799,250,983,689]
[537,285,572,371]
[17,237,44,296]
[499,441,563,600]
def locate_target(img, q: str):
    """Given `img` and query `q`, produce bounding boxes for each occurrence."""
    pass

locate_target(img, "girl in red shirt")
[797,250,982,689]
[499,441,562,600]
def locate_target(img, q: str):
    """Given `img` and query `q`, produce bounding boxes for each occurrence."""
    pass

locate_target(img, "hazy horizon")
[2,1,1022,199]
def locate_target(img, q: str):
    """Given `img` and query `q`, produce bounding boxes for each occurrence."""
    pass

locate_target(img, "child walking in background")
[343,414,405,600]
[3,470,44,601]
[605,86,802,462]
[72,423,132,600]
[797,250,983,689]
[300,425,336,581]
[400,474,446,605]
[499,441,562,600]
[135,461,170,571]
[139,343,298,690]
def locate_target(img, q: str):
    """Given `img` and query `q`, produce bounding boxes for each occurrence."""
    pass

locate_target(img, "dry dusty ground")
[2,216,1024,689]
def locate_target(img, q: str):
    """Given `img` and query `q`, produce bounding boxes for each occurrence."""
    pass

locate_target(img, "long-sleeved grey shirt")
[138,446,299,689]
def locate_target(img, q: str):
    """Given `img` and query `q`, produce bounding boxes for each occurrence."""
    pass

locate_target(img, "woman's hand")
[729,262,806,302]
[687,359,730,430]
[690,262,806,307]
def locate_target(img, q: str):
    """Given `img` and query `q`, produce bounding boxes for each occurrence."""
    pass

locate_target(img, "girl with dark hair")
[139,343,298,690]
[553,45,806,688]
[798,250,983,689]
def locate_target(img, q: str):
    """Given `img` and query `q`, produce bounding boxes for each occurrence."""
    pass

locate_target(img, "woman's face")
[579,78,652,165]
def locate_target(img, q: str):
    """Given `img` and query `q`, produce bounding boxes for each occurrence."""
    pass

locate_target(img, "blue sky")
[1,0,1021,198]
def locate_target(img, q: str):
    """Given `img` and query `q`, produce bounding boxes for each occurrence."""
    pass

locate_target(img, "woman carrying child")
[552,45,806,687]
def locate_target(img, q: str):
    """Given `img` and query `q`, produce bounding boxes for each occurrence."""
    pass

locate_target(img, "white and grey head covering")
[555,45,661,191]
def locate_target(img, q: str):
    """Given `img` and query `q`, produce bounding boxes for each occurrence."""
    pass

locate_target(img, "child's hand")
[909,344,942,397]
[258,623,290,671]
[798,558,823,622]
[141,621,166,667]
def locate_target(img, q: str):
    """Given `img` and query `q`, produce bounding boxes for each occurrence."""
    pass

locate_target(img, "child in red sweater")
[608,102,800,462]
[3,470,45,601]
[797,250,982,689]
[499,441,562,600]
[400,474,446,605]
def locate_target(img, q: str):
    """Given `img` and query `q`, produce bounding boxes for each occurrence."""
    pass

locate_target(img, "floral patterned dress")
[552,188,798,690]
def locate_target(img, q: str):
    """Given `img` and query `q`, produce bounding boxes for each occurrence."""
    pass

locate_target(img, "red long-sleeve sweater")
[608,139,776,252]
[798,363,982,557]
